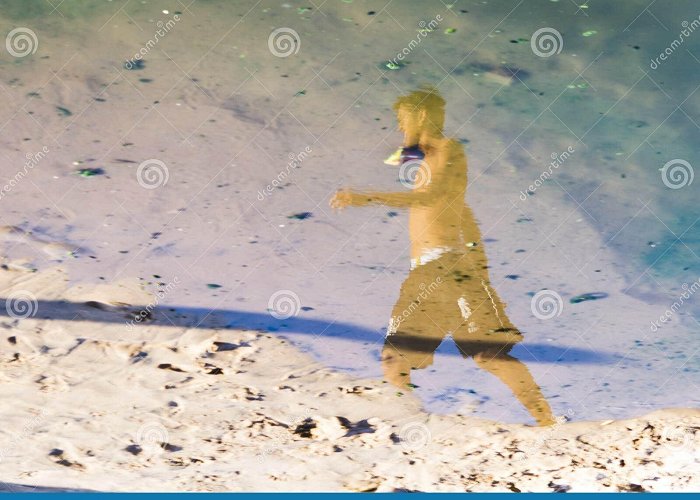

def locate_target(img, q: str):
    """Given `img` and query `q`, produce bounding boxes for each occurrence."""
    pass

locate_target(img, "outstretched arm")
[330,188,435,210]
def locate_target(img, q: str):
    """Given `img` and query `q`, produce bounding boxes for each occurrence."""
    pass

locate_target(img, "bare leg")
[473,351,555,426]
[381,343,414,389]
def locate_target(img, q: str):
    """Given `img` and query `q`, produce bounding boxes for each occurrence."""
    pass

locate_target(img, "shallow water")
[0,0,698,425]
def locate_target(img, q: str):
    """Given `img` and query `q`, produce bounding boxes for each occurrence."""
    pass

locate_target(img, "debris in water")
[582,30,597,37]
[470,61,529,86]
[570,292,608,304]
[444,28,457,34]
[207,283,222,289]
[56,106,72,117]
[288,212,312,220]
[77,168,104,177]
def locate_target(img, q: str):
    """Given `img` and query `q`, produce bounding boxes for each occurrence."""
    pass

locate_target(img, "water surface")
[0,0,698,424]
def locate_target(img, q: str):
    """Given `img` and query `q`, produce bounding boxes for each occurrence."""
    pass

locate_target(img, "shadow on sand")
[0,298,616,365]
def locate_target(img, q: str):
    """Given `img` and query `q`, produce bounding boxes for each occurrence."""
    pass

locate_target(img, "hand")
[330,189,355,210]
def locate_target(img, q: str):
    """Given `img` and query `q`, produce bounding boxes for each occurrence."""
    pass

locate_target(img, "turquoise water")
[0,0,698,424]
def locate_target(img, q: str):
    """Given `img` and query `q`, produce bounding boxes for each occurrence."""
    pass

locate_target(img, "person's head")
[393,86,446,142]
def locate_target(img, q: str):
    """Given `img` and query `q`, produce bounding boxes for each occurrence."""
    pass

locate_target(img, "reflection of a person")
[331,87,554,426]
